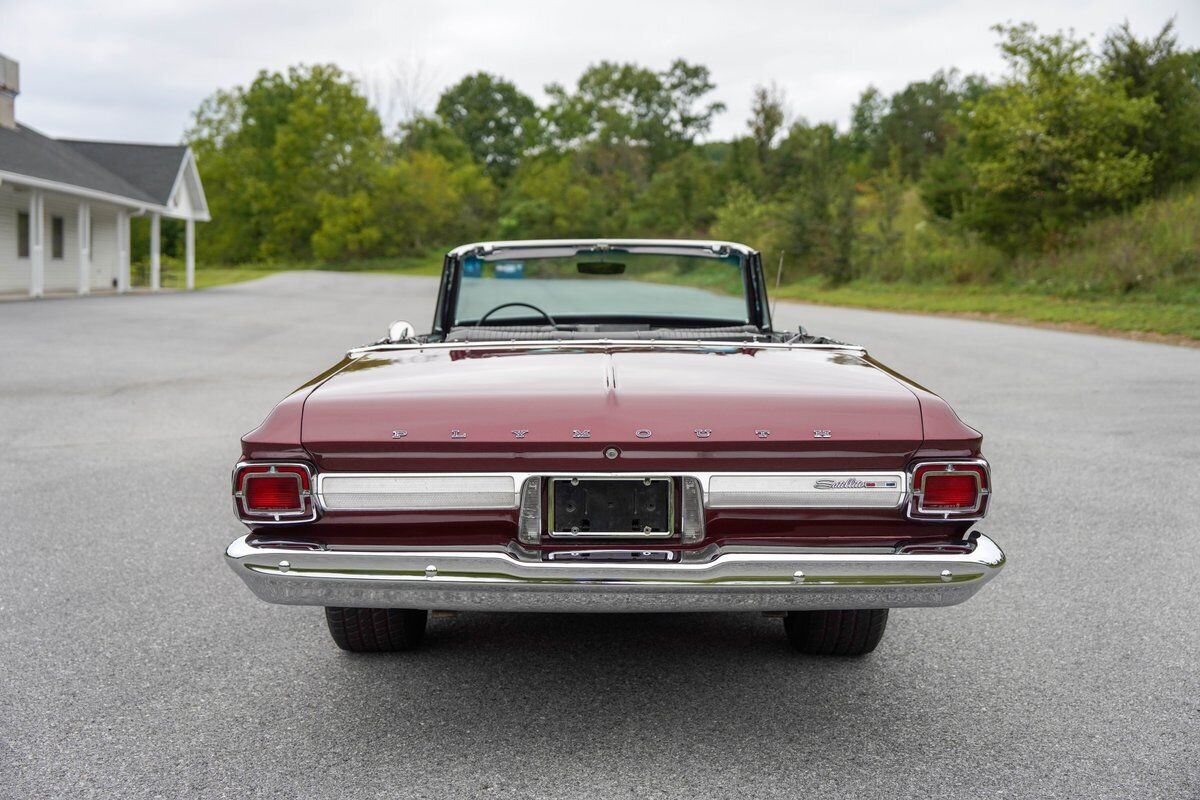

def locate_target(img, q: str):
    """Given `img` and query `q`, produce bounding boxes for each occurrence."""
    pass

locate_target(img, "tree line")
[186,19,1200,288]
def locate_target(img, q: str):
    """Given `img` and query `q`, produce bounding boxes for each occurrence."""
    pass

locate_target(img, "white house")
[0,53,209,296]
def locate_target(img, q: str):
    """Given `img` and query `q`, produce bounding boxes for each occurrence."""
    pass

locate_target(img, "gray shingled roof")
[59,139,188,205]
[0,123,184,207]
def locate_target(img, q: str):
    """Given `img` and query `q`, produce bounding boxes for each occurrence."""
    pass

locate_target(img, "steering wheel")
[476,302,558,328]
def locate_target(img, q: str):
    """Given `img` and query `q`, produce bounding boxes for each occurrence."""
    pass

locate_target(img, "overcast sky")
[3,0,1198,144]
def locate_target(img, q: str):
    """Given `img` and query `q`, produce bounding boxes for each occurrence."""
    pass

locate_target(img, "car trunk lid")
[300,344,923,472]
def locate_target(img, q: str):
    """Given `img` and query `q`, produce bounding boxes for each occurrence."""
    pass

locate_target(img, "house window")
[51,216,65,259]
[17,211,29,258]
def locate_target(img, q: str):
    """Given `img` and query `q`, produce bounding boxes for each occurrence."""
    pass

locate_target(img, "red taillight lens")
[234,463,315,522]
[921,474,978,509]
[245,474,303,511]
[909,461,990,519]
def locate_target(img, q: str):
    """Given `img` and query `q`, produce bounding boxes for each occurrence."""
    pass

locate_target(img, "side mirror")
[387,320,416,343]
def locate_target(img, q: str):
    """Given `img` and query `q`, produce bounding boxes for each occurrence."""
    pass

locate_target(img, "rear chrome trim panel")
[224,532,1005,613]
[318,474,516,510]
[315,471,911,512]
[706,473,905,509]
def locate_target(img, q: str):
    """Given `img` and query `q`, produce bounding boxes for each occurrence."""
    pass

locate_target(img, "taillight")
[233,462,317,523]
[908,461,990,520]
[246,474,304,510]
[923,473,978,509]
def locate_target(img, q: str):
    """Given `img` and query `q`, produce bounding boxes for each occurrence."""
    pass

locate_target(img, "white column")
[77,203,91,295]
[116,209,130,293]
[149,212,161,290]
[185,218,195,290]
[29,189,44,298]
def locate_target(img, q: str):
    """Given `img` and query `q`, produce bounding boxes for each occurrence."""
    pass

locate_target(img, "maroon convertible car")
[225,239,1004,656]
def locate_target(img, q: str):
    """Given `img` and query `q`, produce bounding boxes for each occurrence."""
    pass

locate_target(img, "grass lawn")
[157,252,443,290]
[644,266,1200,343]
[774,279,1200,343]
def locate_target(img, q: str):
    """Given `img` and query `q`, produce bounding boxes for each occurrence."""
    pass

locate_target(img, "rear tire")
[783,609,888,656]
[324,607,428,652]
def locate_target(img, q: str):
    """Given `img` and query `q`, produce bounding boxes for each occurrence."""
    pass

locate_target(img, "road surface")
[1,272,1197,798]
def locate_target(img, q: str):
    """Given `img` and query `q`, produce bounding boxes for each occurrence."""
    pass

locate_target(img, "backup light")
[908,461,990,520]
[234,463,317,523]
[680,476,706,544]
[518,477,543,544]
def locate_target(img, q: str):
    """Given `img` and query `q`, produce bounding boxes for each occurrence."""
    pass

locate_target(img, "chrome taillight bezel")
[906,459,991,521]
[233,461,318,524]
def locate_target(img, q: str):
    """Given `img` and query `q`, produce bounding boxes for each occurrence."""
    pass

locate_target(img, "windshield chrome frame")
[433,239,771,336]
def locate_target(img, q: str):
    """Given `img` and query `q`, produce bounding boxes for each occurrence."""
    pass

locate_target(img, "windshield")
[453,249,749,326]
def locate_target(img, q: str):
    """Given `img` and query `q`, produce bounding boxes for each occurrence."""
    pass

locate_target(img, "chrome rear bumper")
[224,533,1005,613]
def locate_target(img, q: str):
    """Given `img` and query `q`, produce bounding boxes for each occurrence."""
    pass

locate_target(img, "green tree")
[313,149,496,259]
[186,64,385,263]
[953,24,1156,249]
[881,70,984,180]
[774,122,858,284]
[848,86,886,163]
[396,115,474,165]
[919,139,973,220]
[498,155,617,238]
[748,83,786,167]
[373,150,497,253]
[714,137,765,194]
[185,88,257,263]
[857,152,906,277]
[851,71,987,180]
[1102,20,1200,191]
[712,184,784,263]
[311,190,383,261]
[539,59,725,166]
[629,150,719,236]
[434,73,536,181]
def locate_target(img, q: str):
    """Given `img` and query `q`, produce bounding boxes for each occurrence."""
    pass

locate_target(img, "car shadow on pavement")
[303,611,903,772]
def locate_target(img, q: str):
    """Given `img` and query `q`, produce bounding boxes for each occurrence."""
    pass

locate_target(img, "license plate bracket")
[548,478,673,537]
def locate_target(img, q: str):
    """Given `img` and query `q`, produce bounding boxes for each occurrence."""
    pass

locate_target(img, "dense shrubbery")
[184,20,1200,301]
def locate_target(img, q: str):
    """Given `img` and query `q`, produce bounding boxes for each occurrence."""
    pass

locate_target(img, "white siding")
[0,184,127,293]
[42,195,79,292]
[90,208,118,290]
[169,177,194,217]
[0,182,31,293]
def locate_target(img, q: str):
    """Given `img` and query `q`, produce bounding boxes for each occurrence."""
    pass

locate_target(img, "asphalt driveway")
[1,272,1197,799]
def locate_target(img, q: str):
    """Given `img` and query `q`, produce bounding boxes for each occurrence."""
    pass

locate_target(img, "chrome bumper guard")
[225,533,1005,613]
